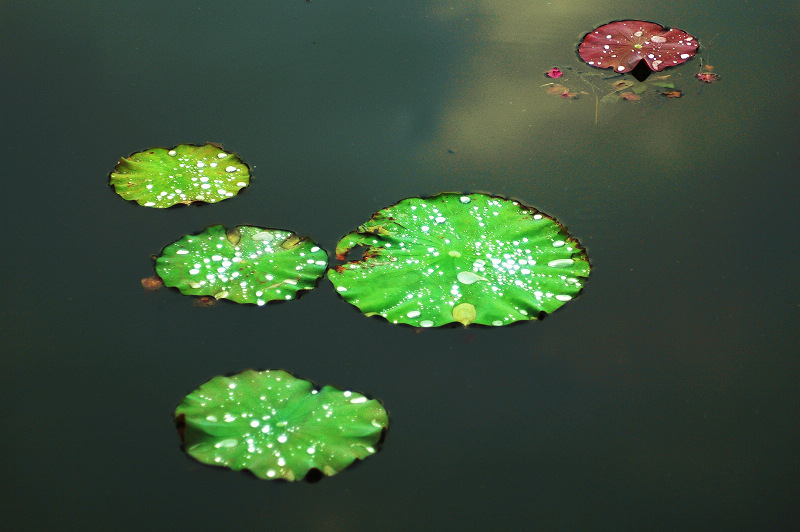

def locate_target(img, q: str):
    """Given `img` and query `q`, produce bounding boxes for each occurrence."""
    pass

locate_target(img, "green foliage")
[109,143,250,207]
[156,225,327,305]
[328,193,590,327]
[175,370,389,480]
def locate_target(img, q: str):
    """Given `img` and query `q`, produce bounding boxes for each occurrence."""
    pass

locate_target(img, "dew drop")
[457,271,482,284]
[252,232,275,242]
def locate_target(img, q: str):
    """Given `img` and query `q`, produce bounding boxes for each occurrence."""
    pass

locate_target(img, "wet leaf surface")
[175,369,389,481]
[578,20,699,78]
[109,143,250,208]
[329,193,590,327]
[155,225,327,305]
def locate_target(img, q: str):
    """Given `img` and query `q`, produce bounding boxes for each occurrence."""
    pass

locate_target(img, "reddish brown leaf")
[696,72,720,83]
[578,20,699,75]
[141,276,163,291]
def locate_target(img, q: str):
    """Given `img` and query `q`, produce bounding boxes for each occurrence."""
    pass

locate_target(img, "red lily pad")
[578,20,698,80]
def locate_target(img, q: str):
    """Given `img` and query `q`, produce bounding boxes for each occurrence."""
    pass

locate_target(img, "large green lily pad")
[155,225,327,305]
[109,143,250,207]
[328,193,590,327]
[175,370,389,481]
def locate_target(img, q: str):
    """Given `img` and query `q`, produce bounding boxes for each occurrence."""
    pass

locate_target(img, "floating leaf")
[109,143,250,208]
[543,83,578,98]
[545,83,568,95]
[620,92,640,101]
[175,369,388,481]
[661,90,683,98]
[696,72,720,83]
[578,20,699,81]
[140,276,163,291]
[328,193,590,327]
[155,225,327,305]
[648,81,675,89]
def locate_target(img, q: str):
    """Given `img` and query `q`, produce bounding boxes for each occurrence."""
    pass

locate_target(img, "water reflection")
[421,0,743,198]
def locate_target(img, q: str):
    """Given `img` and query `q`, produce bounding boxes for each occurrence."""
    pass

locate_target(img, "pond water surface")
[2,1,798,530]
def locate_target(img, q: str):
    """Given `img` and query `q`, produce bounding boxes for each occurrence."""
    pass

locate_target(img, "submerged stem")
[595,94,599,125]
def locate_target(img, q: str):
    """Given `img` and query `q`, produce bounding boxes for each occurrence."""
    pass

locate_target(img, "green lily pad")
[109,143,250,207]
[155,225,328,305]
[328,193,590,327]
[175,370,389,481]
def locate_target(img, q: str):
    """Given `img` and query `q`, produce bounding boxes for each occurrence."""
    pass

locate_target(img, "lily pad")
[109,143,250,207]
[155,225,327,305]
[578,20,699,82]
[175,369,389,481]
[328,193,590,327]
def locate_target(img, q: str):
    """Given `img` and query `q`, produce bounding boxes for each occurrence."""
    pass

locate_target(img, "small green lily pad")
[109,143,250,207]
[328,193,590,327]
[175,370,389,481]
[155,225,328,305]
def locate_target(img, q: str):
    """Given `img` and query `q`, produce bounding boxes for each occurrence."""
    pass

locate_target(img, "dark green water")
[2,1,798,530]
